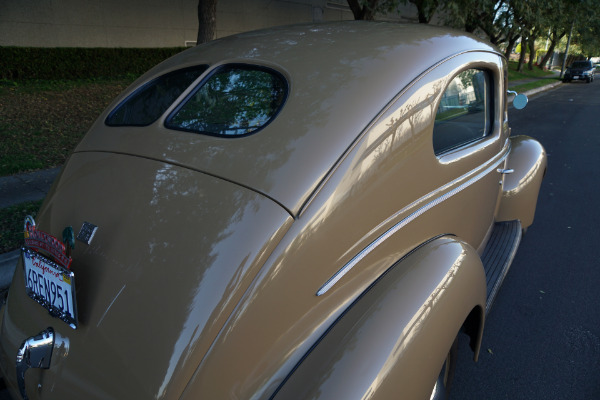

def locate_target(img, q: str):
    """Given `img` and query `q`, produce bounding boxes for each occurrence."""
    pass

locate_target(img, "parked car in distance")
[0,21,546,400]
[563,60,595,83]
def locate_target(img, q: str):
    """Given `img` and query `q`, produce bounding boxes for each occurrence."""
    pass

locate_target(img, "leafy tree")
[406,0,440,23]
[347,0,384,20]
[347,0,440,23]
[538,26,568,70]
[443,0,508,44]
[536,0,579,69]
[572,0,600,58]
[578,20,600,58]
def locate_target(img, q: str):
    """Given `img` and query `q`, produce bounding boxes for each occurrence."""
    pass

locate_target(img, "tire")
[430,337,458,400]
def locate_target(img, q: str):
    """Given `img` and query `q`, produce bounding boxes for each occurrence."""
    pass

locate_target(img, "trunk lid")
[0,151,292,399]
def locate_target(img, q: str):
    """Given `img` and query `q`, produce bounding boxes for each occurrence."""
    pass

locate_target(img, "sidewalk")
[507,69,562,100]
[0,74,564,290]
[0,166,61,209]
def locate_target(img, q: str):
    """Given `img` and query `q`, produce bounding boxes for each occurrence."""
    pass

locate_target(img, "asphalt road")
[453,80,600,399]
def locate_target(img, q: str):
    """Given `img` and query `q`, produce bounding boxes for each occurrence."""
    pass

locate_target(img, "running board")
[481,220,522,315]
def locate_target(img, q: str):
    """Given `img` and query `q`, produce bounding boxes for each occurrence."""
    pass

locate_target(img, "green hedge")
[0,47,186,80]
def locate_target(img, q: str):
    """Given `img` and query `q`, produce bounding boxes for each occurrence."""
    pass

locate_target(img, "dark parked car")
[563,60,595,83]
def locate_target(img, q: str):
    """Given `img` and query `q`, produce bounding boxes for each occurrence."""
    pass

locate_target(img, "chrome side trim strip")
[316,150,510,296]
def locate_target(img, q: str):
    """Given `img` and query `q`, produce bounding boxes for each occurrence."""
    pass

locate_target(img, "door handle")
[497,168,514,174]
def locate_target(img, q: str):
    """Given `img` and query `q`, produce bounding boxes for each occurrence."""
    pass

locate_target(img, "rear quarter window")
[106,65,208,126]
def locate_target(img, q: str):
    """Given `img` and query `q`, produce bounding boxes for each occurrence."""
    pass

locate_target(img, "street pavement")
[453,74,600,399]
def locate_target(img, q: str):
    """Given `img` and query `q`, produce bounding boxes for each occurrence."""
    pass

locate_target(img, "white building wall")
[0,0,421,47]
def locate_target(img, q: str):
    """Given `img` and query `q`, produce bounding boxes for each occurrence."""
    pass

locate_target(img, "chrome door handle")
[497,168,514,174]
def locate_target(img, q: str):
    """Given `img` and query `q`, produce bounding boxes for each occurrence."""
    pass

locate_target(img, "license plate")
[22,248,78,329]
[573,75,580,79]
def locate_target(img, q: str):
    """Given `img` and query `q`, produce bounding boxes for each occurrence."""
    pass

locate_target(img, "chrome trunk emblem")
[77,222,98,245]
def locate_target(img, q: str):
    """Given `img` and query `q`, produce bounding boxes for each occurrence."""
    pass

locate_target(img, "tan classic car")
[0,21,545,399]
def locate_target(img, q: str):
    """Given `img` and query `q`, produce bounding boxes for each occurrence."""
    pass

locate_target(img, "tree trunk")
[347,0,379,20]
[517,35,527,72]
[527,36,536,70]
[538,42,556,70]
[538,31,566,70]
[410,0,438,23]
[504,35,518,60]
[197,0,217,45]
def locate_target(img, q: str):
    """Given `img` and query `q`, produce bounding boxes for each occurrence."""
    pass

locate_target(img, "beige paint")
[0,22,545,399]
[497,135,547,228]
[273,238,486,399]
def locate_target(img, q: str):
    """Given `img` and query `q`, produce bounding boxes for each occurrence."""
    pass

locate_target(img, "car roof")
[83,21,498,216]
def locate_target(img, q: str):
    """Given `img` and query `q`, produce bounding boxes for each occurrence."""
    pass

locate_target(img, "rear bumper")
[565,73,593,81]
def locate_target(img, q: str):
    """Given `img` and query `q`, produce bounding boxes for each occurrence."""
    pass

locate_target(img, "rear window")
[106,65,208,126]
[165,65,288,137]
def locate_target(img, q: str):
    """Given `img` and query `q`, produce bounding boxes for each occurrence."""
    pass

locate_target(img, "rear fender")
[497,135,547,228]
[272,236,486,400]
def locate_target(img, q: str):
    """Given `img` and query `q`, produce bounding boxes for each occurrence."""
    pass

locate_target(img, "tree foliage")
[346,0,600,60]
[570,0,600,58]
[347,0,408,20]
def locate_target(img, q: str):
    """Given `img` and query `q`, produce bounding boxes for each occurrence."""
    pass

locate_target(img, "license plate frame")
[22,247,78,329]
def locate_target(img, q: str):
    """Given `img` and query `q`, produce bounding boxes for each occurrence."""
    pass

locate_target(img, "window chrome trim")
[316,148,510,296]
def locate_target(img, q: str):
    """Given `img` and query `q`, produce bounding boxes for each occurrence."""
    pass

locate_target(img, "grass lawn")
[510,78,561,94]
[0,200,43,253]
[505,61,561,94]
[507,60,556,82]
[0,78,134,252]
[0,78,134,176]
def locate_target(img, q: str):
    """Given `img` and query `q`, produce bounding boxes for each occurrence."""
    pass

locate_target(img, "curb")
[0,250,19,290]
[508,81,562,105]
[522,81,562,97]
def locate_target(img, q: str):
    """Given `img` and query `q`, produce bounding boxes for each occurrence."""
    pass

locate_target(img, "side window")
[166,65,288,137]
[106,65,208,126]
[433,69,492,155]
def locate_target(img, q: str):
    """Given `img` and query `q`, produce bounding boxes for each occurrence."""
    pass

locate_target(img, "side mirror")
[507,90,528,110]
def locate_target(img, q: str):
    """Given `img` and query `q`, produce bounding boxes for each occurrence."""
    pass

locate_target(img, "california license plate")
[22,248,78,329]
